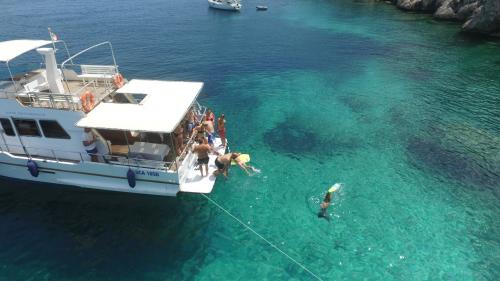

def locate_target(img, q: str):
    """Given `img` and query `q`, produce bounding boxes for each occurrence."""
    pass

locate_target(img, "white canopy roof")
[0,40,53,62]
[76,79,203,133]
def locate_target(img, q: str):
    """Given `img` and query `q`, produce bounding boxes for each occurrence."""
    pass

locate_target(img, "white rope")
[200,193,323,281]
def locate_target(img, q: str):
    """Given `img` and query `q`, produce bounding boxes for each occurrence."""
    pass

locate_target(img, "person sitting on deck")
[213,152,250,178]
[82,128,99,162]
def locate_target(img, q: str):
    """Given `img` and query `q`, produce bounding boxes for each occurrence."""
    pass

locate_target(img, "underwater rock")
[336,95,369,114]
[406,123,500,188]
[263,118,360,158]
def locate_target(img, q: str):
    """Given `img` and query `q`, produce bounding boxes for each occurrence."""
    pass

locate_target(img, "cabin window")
[0,118,16,136]
[13,119,41,137]
[39,120,71,139]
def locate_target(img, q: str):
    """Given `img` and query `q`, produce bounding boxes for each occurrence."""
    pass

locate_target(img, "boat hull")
[0,152,180,197]
[208,1,241,11]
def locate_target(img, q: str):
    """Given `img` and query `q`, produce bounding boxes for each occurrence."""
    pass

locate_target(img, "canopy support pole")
[5,62,18,92]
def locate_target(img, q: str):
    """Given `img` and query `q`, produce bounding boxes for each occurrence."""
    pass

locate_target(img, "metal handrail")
[0,143,173,170]
[60,41,118,95]
[175,104,207,161]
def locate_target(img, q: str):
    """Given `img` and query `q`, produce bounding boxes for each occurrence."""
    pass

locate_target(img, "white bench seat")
[77,65,117,83]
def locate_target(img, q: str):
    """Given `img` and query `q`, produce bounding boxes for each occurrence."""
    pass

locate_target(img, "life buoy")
[113,73,124,89]
[27,160,39,177]
[80,90,95,113]
[127,168,136,188]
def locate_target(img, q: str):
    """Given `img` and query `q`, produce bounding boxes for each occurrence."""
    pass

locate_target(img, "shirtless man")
[193,123,205,143]
[213,152,250,178]
[217,113,226,147]
[205,108,215,122]
[192,138,217,176]
[174,125,184,155]
[203,120,215,147]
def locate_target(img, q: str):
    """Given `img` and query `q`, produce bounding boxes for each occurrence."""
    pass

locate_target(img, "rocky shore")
[388,0,500,36]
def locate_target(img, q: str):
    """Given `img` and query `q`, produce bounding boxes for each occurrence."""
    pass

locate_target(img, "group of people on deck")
[173,108,226,156]
[190,108,254,178]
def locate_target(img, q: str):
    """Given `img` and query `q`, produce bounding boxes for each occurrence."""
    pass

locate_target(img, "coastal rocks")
[386,0,500,36]
[463,0,500,35]
[393,0,443,12]
[434,0,480,20]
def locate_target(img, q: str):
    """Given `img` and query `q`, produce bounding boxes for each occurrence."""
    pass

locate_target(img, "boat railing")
[175,103,207,163]
[0,144,84,163]
[60,41,118,95]
[0,144,173,171]
[0,79,104,111]
[174,103,208,181]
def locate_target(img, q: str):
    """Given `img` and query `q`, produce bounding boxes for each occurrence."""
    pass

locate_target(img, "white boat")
[0,37,226,196]
[208,0,241,11]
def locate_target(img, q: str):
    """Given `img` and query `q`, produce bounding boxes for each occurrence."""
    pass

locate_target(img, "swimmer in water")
[318,192,332,220]
[318,183,341,220]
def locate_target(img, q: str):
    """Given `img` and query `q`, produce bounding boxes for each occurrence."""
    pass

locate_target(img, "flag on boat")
[48,28,58,41]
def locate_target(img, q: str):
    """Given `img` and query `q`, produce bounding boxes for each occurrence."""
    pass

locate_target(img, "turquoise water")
[1,0,499,280]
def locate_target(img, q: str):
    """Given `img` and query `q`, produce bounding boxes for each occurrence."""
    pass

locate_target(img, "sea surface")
[0,0,499,280]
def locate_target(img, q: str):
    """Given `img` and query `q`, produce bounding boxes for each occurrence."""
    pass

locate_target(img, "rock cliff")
[388,0,500,36]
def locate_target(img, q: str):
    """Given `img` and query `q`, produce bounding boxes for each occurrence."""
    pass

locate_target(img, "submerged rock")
[406,123,500,189]
[263,118,360,159]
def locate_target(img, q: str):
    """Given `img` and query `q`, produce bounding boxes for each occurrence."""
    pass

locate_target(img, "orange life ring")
[80,90,95,113]
[113,73,124,88]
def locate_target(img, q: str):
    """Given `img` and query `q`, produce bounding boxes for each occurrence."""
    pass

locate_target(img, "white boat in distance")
[0,36,226,196]
[208,0,241,11]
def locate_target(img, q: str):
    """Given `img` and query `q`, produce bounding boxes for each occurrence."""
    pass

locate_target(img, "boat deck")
[180,137,227,194]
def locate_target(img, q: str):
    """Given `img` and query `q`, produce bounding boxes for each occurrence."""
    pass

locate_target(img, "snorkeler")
[318,183,341,220]
[318,192,332,220]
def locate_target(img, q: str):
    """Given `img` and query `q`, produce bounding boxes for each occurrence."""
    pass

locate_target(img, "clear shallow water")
[1,0,499,280]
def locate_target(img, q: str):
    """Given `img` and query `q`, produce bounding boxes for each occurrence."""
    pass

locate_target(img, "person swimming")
[318,183,341,221]
[318,192,332,220]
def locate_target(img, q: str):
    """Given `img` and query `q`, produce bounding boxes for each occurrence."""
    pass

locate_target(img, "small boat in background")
[256,5,268,11]
[208,0,241,11]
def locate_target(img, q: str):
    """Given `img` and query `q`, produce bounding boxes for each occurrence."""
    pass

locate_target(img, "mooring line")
[200,193,323,281]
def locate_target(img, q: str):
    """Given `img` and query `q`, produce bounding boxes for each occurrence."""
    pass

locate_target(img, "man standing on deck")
[203,120,215,147]
[217,113,226,148]
[192,138,218,177]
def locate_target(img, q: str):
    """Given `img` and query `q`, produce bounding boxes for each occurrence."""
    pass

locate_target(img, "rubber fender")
[27,160,39,177]
[127,168,136,188]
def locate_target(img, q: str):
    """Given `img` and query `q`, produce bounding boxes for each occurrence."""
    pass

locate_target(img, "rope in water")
[200,193,323,281]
